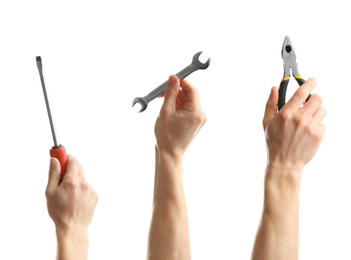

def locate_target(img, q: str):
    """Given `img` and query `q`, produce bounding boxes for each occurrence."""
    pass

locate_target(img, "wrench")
[132,51,210,112]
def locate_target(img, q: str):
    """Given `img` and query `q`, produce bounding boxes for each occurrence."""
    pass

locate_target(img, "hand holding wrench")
[132,51,210,112]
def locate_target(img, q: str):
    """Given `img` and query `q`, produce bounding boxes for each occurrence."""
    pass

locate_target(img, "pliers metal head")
[278,36,310,110]
[282,36,299,78]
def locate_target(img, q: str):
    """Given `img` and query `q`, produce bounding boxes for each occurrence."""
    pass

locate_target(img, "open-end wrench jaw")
[192,51,211,69]
[132,97,148,113]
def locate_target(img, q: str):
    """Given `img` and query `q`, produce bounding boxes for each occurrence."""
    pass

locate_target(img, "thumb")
[162,75,180,113]
[263,87,279,130]
[46,158,61,194]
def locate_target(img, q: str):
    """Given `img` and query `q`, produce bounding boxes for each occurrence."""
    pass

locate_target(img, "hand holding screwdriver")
[46,156,98,259]
[36,56,68,180]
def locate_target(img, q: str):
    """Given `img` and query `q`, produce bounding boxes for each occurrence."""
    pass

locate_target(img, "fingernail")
[49,158,58,170]
[269,87,275,96]
[49,158,54,171]
[168,75,176,86]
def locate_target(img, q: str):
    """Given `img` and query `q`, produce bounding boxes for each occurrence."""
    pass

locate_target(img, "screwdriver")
[36,56,67,181]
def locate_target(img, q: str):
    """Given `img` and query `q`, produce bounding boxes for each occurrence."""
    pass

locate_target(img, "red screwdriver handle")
[50,146,68,180]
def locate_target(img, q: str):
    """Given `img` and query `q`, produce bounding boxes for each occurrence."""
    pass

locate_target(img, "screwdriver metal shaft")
[36,56,59,148]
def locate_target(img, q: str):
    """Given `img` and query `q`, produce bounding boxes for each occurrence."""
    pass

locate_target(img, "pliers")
[278,36,311,110]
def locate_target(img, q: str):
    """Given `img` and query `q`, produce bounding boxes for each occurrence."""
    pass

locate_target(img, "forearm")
[147,146,190,260]
[56,227,89,260]
[252,165,302,260]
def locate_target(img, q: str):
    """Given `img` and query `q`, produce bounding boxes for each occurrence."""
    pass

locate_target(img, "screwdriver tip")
[36,56,42,62]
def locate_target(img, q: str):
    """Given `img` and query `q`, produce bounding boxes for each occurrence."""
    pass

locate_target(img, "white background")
[0,0,350,259]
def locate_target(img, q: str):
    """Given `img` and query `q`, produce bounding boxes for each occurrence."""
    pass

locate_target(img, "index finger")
[180,79,202,109]
[283,77,317,112]
[61,154,80,182]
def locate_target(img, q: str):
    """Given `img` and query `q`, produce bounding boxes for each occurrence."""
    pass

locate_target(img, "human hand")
[263,78,326,173]
[45,155,98,232]
[154,75,207,159]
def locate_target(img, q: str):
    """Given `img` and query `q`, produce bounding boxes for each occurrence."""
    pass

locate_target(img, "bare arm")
[252,166,301,259]
[252,78,326,259]
[147,151,190,260]
[147,75,206,260]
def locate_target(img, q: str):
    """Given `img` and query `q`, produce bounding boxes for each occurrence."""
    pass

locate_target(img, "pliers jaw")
[282,36,299,78]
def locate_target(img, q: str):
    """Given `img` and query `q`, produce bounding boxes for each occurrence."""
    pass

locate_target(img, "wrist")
[263,164,301,220]
[155,145,183,163]
[56,225,89,247]
[265,162,302,187]
[264,163,302,202]
[154,145,185,203]
[55,226,89,260]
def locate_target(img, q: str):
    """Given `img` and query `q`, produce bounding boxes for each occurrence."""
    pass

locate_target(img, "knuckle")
[165,88,177,97]
[66,154,73,161]
[71,159,80,170]
[202,112,207,124]
[316,124,326,142]
[302,81,312,89]
[320,123,326,133]
[280,111,291,123]
[191,116,202,126]
[292,114,299,124]
[65,179,77,189]
[315,133,324,143]
[191,110,204,125]
[304,124,314,136]
[295,90,305,100]
[265,101,271,112]
[94,191,99,203]
[67,154,76,164]
[320,107,327,117]
[293,114,304,126]
[312,94,322,104]
[265,97,275,108]
[313,131,324,143]
[80,182,89,191]
[307,95,322,109]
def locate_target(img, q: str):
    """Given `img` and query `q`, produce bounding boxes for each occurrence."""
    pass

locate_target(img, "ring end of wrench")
[132,97,148,113]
